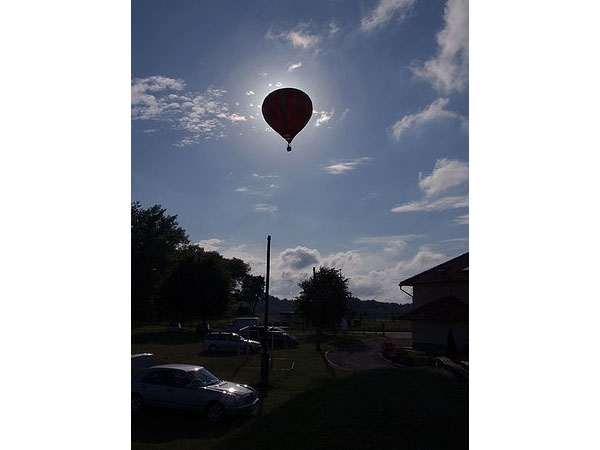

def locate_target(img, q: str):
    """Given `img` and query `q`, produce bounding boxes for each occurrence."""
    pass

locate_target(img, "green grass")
[132,327,353,450]
[216,368,468,450]
[131,327,467,450]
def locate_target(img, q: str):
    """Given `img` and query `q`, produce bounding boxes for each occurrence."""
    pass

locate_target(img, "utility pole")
[313,266,321,352]
[260,235,271,394]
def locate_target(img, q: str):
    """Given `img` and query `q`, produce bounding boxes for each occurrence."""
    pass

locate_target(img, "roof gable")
[399,252,468,286]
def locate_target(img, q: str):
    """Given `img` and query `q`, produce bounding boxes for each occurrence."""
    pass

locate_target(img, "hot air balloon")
[261,88,313,152]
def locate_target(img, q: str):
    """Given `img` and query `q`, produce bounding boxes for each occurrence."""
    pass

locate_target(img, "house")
[399,252,468,355]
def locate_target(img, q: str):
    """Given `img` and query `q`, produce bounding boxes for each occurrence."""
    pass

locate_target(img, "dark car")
[195,322,211,337]
[239,326,299,349]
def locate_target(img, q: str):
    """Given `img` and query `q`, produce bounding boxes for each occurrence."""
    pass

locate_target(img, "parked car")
[225,317,260,332]
[238,326,300,349]
[202,332,262,353]
[131,364,259,422]
[167,322,184,333]
[195,322,211,337]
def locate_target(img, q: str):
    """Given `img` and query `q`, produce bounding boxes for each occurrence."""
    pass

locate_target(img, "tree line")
[132,202,352,331]
[131,202,264,325]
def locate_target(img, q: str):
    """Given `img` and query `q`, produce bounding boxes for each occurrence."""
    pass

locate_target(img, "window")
[141,370,171,386]
[168,370,191,388]
[189,368,220,386]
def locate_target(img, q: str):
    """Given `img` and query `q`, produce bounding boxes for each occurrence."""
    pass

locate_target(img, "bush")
[380,342,431,366]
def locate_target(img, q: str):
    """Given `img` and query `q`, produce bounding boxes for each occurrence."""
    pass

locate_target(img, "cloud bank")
[411,0,469,93]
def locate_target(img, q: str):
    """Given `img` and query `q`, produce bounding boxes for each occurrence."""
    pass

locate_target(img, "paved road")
[327,334,412,372]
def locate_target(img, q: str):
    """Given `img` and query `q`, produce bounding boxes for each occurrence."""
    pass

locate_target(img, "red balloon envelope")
[262,88,313,152]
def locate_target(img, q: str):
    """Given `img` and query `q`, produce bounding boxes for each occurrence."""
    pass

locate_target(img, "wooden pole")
[261,235,271,394]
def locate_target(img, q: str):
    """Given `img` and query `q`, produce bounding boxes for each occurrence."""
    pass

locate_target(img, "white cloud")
[252,173,279,179]
[131,76,186,120]
[287,62,303,72]
[258,72,268,77]
[340,108,351,120]
[279,246,321,270]
[324,157,372,175]
[411,0,469,93]
[354,234,421,245]
[419,158,468,197]
[390,195,469,213]
[329,21,341,36]
[314,109,334,127]
[227,113,247,122]
[176,88,229,143]
[454,214,468,225]
[383,241,408,256]
[325,248,447,300]
[254,203,277,213]
[360,0,416,32]
[194,239,223,252]
[267,24,321,49]
[245,90,255,96]
[132,77,237,146]
[235,187,249,192]
[391,98,467,140]
[211,239,452,302]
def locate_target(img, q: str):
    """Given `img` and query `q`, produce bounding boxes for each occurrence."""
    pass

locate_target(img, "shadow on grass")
[215,368,468,450]
[131,407,255,444]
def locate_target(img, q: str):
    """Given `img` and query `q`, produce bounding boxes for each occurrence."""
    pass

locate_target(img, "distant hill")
[255,296,411,320]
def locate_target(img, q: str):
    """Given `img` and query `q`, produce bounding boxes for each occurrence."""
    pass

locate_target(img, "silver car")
[131,364,259,422]
[203,332,262,353]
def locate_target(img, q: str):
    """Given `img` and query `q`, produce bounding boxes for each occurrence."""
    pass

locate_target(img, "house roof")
[399,252,468,287]
[401,296,468,321]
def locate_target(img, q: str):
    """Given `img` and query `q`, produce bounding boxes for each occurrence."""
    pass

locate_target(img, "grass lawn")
[216,368,468,450]
[131,327,467,450]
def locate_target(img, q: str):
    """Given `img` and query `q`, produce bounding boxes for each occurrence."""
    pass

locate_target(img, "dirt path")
[327,335,412,371]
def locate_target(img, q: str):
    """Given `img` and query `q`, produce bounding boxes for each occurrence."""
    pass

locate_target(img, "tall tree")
[131,202,189,323]
[297,267,351,349]
[161,246,233,325]
[241,274,265,314]
[226,257,251,303]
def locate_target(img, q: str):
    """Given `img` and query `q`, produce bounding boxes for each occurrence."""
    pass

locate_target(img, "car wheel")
[207,401,226,423]
[208,344,217,353]
[132,393,144,414]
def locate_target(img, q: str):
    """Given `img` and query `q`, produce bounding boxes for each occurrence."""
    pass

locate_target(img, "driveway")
[327,333,412,371]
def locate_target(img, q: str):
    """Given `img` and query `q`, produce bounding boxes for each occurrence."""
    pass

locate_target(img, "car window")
[141,370,170,386]
[189,368,220,386]
[168,370,191,388]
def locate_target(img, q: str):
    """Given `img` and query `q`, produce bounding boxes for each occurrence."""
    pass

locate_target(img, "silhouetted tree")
[131,202,189,323]
[161,246,232,325]
[226,257,251,304]
[241,274,265,314]
[297,267,351,350]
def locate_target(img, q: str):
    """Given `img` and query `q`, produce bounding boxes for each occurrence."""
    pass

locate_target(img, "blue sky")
[132,0,469,302]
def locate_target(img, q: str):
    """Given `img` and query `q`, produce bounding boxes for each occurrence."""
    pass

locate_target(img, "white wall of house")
[412,320,469,353]
[412,282,469,309]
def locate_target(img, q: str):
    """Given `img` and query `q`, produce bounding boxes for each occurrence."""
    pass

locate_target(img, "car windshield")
[189,368,221,386]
